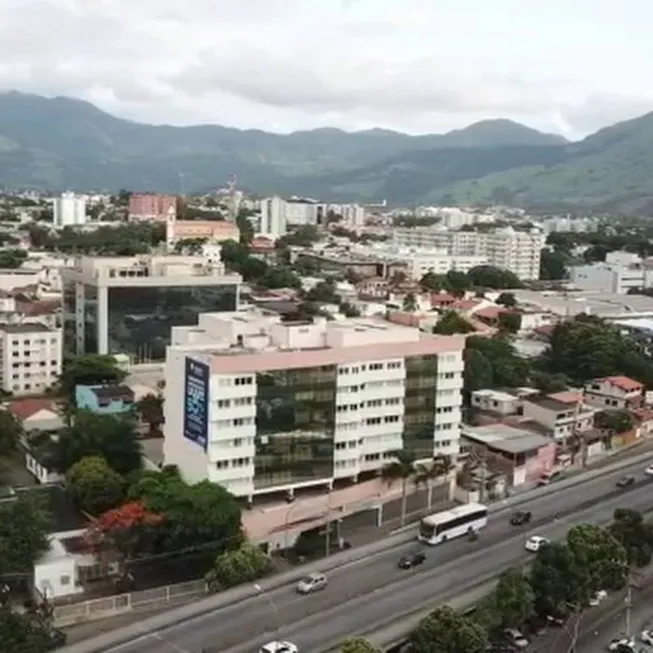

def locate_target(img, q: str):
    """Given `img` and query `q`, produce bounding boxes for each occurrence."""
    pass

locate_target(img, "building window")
[60,575,70,586]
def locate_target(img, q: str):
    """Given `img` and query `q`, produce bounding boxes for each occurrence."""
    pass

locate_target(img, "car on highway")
[510,510,532,526]
[503,628,529,649]
[260,641,298,653]
[537,469,563,486]
[398,551,426,569]
[641,630,653,645]
[608,636,635,651]
[525,535,549,552]
[616,475,635,488]
[296,572,327,594]
[645,464,653,477]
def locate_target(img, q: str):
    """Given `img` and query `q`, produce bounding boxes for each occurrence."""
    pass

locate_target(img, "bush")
[205,544,273,591]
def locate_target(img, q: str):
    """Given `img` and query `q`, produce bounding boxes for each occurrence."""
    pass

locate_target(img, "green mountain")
[0,91,566,195]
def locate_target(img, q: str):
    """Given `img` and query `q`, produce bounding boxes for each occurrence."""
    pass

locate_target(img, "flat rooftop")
[1,323,52,333]
[462,423,551,455]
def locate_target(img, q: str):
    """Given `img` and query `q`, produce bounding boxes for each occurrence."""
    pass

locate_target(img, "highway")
[95,458,653,653]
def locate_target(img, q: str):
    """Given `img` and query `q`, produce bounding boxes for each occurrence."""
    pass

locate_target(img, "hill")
[0,91,566,194]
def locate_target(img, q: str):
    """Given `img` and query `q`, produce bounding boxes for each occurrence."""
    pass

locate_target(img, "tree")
[277,225,320,247]
[45,411,142,475]
[467,265,522,289]
[595,410,634,435]
[444,270,470,295]
[420,272,445,291]
[340,302,361,318]
[465,335,528,389]
[403,293,418,312]
[381,450,417,527]
[433,310,476,335]
[566,524,628,593]
[609,509,653,568]
[136,394,164,435]
[0,409,22,457]
[0,494,50,577]
[258,265,301,289]
[66,456,125,516]
[492,568,534,628]
[531,371,569,394]
[497,312,521,334]
[496,292,517,308]
[235,211,255,246]
[306,279,340,303]
[205,543,272,591]
[60,354,127,401]
[0,606,65,653]
[414,455,452,510]
[462,348,495,397]
[411,605,487,653]
[339,638,380,653]
[539,248,569,280]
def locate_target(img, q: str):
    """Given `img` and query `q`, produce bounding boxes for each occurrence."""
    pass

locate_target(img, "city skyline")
[0,0,651,139]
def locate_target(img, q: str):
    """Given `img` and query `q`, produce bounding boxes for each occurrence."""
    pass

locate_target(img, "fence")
[52,579,207,627]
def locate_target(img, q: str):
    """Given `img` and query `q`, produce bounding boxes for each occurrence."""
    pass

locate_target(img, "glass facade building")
[402,354,439,459]
[254,365,337,490]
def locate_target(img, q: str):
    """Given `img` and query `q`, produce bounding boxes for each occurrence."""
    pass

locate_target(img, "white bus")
[418,502,488,545]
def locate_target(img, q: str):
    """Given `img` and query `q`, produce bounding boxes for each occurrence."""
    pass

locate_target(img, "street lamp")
[254,583,280,636]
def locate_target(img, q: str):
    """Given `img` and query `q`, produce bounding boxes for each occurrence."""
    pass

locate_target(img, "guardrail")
[56,448,652,653]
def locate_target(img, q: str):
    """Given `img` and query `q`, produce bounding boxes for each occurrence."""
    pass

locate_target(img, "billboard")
[183,357,209,450]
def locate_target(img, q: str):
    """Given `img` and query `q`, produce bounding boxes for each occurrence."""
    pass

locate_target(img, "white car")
[645,464,653,476]
[260,642,298,653]
[589,589,608,606]
[296,572,327,594]
[608,637,635,651]
[641,630,653,645]
[525,535,549,552]
[503,628,529,649]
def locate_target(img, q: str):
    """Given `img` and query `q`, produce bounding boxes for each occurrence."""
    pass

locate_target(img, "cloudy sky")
[0,0,651,138]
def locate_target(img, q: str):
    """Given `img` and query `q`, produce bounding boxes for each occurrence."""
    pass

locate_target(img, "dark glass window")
[402,354,438,458]
[62,280,78,356]
[83,283,98,355]
[254,366,337,489]
[107,285,237,362]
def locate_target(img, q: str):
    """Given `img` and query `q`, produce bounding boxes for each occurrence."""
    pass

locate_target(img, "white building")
[569,251,653,294]
[52,192,87,227]
[583,376,644,410]
[391,227,545,280]
[60,255,242,363]
[0,323,62,395]
[259,196,288,238]
[541,217,598,234]
[163,312,464,500]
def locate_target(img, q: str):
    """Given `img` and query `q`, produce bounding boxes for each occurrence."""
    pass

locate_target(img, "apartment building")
[53,192,86,227]
[569,251,653,294]
[391,227,545,280]
[0,324,62,395]
[163,312,464,499]
[128,193,177,222]
[61,255,242,363]
[583,376,644,410]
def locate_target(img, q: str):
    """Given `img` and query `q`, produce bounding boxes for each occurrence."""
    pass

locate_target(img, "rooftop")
[462,423,552,455]
[89,384,135,400]
[1,323,52,333]
[524,395,574,412]
[473,389,518,402]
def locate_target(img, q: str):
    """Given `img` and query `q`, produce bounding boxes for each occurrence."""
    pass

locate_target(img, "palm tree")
[414,454,453,510]
[136,394,164,435]
[402,293,418,312]
[381,449,417,527]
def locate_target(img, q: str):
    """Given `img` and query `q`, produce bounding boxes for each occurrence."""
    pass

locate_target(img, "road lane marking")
[152,633,191,653]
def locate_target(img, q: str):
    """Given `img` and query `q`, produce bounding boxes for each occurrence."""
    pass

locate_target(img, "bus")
[417,502,488,545]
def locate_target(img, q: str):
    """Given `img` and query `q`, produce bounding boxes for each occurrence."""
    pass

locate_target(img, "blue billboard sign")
[183,357,209,451]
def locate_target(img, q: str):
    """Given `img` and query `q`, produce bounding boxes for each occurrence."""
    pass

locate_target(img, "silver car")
[296,572,327,594]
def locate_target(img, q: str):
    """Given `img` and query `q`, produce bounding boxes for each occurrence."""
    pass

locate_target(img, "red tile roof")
[605,376,643,392]
[548,391,581,404]
[16,299,60,316]
[474,306,507,320]
[452,299,480,311]
[8,398,58,421]
[632,407,653,422]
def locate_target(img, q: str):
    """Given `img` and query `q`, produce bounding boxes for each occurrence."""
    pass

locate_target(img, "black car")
[398,551,426,569]
[510,510,532,526]
[616,475,635,488]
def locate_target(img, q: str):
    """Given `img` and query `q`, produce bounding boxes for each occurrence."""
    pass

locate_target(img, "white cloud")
[0,0,652,137]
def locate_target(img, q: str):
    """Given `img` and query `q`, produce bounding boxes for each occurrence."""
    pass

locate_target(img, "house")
[8,398,63,433]
[522,392,596,443]
[471,389,521,416]
[75,385,135,415]
[583,376,644,410]
[461,423,556,487]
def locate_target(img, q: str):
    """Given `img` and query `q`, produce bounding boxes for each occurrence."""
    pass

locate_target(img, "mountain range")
[0,91,652,212]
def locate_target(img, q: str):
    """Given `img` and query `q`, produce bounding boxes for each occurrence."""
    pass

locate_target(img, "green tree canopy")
[595,410,634,434]
[339,638,380,653]
[235,211,255,246]
[136,393,164,435]
[467,265,522,289]
[433,310,476,335]
[66,456,125,516]
[608,509,653,568]
[277,225,321,247]
[259,265,301,289]
[0,606,64,653]
[465,335,528,388]
[491,568,535,629]
[497,312,522,334]
[205,543,272,591]
[539,248,569,280]
[0,409,23,458]
[60,354,127,401]
[0,494,50,576]
[411,605,487,653]
[45,411,142,475]
[496,292,517,307]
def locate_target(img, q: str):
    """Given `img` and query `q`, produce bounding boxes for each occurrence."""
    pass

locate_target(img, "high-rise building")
[128,193,178,222]
[163,312,464,499]
[61,255,242,363]
[259,196,288,238]
[52,192,87,227]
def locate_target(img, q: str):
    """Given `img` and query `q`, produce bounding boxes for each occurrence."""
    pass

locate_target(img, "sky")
[0,0,652,139]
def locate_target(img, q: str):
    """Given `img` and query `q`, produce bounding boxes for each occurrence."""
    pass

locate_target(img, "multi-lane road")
[68,458,653,653]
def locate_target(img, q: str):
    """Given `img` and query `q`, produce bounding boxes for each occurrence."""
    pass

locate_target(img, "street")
[72,458,653,653]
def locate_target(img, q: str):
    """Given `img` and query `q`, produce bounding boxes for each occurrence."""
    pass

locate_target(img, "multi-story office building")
[391,227,545,280]
[0,324,62,395]
[128,193,178,222]
[52,192,87,227]
[61,255,242,363]
[569,251,653,294]
[163,312,464,499]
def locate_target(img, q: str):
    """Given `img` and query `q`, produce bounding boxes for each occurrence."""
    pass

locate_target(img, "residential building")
[470,389,522,416]
[75,384,135,414]
[391,227,545,280]
[0,324,62,395]
[569,252,653,294]
[163,312,464,499]
[540,216,598,234]
[165,217,239,251]
[521,391,596,443]
[61,255,242,363]
[52,192,87,227]
[128,193,177,222]
[259,196,288,238]
[583,376,644,410]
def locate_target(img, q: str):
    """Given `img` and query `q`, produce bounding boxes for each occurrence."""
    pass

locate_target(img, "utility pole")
[625,583,633,638]
[324,488,332,557]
